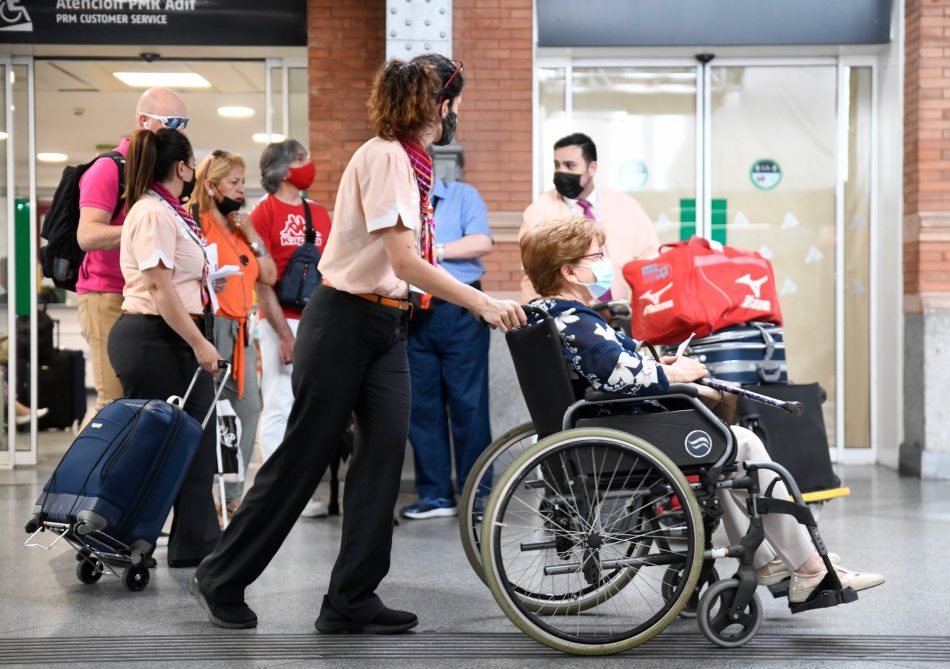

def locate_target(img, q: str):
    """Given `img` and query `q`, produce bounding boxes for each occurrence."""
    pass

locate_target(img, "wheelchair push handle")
[699,377,804,416]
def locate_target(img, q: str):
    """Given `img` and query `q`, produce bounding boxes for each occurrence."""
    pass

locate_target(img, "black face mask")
[434,110,457,146]
[216,193,244,216]
[179,173,197,203]
[553,171,585,200]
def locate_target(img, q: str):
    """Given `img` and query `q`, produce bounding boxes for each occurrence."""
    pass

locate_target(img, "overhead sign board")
[0,0,306,46]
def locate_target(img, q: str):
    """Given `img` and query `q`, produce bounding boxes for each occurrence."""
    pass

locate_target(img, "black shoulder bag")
[276,202,322,310]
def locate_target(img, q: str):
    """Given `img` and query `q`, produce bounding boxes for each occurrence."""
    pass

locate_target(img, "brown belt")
[321,278,411,311]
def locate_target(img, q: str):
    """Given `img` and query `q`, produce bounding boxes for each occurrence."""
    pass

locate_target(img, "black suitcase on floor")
[18,349,86,430]
[735,382,840,494]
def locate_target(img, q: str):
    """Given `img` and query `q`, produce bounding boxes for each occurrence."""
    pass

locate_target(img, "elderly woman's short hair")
[520,216,606,297]
[260,139,308,194]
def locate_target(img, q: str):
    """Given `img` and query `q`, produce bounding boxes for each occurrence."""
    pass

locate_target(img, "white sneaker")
[789,564,884,603]
[301,496,329,518]
[15,407,48,426]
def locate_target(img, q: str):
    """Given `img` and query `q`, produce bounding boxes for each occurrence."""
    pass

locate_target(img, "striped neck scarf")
[150,182,210,308]
[397,138,436,266]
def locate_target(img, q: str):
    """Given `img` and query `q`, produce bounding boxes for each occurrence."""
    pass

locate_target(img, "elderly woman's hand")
[661,356,708,383]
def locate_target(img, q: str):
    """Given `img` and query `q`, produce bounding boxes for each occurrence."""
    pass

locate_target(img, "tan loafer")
[789,564,884,603]
[757,553,840,586]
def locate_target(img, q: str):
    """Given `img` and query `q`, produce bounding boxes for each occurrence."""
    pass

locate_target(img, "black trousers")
[197,284,411,622]
[108,314,221,562]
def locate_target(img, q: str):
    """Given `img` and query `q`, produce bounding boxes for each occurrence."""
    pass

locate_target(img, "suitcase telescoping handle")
[168,361,233,429]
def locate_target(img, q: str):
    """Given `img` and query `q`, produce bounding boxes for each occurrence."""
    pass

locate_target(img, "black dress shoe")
[189,575,258,629]
[314,595,417,634]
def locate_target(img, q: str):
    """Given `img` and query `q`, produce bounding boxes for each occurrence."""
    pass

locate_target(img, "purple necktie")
[575,198,611,300]
[576,198,595,220]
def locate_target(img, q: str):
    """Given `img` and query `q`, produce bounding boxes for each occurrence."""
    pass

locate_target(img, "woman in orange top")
[190,150,276,514]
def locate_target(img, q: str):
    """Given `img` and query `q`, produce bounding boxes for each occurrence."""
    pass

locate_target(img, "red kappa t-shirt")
[251,194,332,320]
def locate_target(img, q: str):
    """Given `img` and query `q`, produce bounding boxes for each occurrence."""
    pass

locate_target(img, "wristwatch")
[249,241,269,258]
[435,243,445,263]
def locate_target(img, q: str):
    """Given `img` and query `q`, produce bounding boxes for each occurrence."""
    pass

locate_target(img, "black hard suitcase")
[18,349,86,430]
[735,382,841,494]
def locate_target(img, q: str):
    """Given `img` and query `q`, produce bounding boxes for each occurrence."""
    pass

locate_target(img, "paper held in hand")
[674,332,695,361]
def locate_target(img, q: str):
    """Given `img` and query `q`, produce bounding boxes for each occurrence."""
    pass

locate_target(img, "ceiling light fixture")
[37,152,68,163]
[113,72,211,88]
[252,132,286,144]
[0,131,7,141]
[218,106,255,119]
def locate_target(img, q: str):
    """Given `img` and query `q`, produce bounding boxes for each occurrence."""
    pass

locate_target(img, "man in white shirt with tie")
[520,132,659,302]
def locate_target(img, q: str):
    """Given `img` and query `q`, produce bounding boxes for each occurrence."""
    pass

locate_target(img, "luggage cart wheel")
[122,565,150,592]
[697,579,763,648]
[76,558,103,584]
[663,564,719,619]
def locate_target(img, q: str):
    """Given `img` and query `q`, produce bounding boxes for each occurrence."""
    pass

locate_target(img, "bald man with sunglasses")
[75,87,188,418]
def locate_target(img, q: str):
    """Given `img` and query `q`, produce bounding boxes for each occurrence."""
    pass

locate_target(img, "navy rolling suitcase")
[25,365,229,591]
[686,322,787,385]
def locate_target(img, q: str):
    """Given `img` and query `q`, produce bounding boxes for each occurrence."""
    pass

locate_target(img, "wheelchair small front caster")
[697,579,763,648]
[122,565,150,592]
[662,565,719,618]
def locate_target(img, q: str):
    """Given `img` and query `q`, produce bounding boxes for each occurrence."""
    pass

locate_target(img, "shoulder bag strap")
[301,200,315,244]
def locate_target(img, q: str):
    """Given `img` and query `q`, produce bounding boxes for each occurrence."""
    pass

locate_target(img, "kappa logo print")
[639,283,674,316]
[279,214,322,247]
[684,430,713,459]
[0,0,33,31]
[735,273,772,312]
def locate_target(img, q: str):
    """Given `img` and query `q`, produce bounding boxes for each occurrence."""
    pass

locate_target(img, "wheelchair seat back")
[505,310,577,438]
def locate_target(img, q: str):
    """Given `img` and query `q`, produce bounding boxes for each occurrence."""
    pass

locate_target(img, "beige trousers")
[77,291,124,417]
[718,426,815,570]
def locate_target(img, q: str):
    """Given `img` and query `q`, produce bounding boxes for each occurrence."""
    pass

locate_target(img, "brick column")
[307,1,386,208]
[901,0,950,478]
[453,0,534,294]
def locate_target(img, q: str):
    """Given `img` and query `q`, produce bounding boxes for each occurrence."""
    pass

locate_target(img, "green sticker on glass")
[750,159,782,190]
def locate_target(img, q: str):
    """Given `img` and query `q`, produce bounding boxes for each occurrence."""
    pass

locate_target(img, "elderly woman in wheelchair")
[466,215,882,654]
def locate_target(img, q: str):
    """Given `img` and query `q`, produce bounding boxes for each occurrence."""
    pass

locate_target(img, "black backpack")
[40,151,125,292]
[276,202,322,310]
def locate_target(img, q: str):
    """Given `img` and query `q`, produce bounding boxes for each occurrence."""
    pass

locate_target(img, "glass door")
[536,63,699,244]
[708,64,840,443]
[1,56,37,468]
[265,58,308,146]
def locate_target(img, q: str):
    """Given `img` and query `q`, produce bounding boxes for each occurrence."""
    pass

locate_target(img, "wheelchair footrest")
[766,579,790,598]
[788,586,858,614]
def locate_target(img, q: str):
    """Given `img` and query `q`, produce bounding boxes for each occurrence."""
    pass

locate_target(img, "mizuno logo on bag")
[735,274,771,311]
[640,283,674,315]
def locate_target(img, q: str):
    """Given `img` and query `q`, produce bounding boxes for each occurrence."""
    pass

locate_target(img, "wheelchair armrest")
[582,383,699,404]
[667,383,699,397]
[583,388,629,402]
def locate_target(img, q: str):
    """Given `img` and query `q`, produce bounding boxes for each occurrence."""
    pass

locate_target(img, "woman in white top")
[108,128,223,567]
[192,55,524,632]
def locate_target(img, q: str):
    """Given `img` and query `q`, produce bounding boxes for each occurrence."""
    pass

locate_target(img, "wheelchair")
[462,306,858,655]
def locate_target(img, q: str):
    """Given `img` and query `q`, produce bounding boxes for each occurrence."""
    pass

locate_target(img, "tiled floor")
[1,430,948,668]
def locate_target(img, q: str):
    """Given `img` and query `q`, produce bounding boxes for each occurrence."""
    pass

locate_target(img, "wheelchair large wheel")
[481,427,705,655]
[459,421,537,583]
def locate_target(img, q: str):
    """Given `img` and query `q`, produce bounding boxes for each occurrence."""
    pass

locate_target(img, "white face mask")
[573,257,614,299]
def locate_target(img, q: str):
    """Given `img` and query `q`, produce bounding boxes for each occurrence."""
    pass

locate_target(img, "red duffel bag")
[622,236,782,345]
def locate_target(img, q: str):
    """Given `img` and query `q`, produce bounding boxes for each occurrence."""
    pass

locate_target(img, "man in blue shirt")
[400,176,494,519]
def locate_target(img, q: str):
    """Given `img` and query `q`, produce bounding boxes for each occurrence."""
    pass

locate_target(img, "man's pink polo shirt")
[75,137,129,294]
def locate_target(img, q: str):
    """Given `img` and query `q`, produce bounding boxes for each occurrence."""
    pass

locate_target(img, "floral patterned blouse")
[529,298,669,396]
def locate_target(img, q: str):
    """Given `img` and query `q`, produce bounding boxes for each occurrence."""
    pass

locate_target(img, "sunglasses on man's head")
[142,112,189,130]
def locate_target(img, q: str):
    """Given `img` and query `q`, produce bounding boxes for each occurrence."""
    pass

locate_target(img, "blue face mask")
[574,257,614,299]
